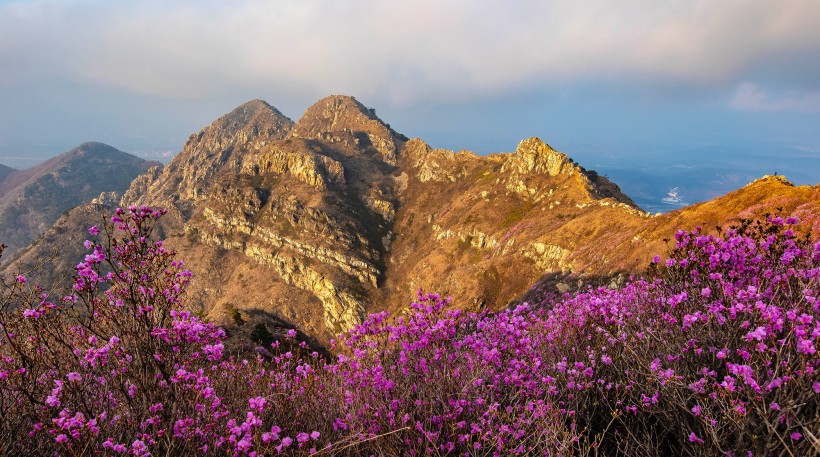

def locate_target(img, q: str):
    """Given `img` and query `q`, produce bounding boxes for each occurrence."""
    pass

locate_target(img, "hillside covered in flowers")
[1,206,818,456]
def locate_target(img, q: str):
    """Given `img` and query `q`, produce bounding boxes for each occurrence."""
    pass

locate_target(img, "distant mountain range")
[3,96,819,345]
[0,142,158,260]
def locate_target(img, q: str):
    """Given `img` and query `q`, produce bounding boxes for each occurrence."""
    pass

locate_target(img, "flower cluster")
[0,209,817,456]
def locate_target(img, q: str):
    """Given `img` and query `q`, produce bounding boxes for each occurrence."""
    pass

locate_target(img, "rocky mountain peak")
[74,141,118,151]
[139,100,295,207]
[291,95,406,165]
[222,99,290,129]
[744,174,794,189]
[175,99,293,163]
[506,137,571,176]
[189,99,294,149]
[294,95,380,130]
[500,137,638,208]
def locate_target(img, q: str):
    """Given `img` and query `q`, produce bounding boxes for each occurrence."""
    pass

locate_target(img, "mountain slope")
[0,142,159,259]
[0,164,15,185]
[126,95,408,337]
[516,174,820,303]
[7,97,819,345]
[379,136,643,312]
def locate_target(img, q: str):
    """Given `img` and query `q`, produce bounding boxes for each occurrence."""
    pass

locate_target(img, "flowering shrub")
[0,209,817,456]
[532,215,819,455]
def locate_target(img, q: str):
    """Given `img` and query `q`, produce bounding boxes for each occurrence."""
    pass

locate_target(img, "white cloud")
[1,0,820,106]
[730,82,820,113]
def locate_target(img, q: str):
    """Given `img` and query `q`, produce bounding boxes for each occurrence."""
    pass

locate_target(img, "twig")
[314,426,410,456]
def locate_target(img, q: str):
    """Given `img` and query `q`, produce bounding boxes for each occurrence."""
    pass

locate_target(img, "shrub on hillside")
[530,215,819,455]
[0,209,816,456]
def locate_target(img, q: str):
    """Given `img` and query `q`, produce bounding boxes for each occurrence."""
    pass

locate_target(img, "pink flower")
[55,434,68,443]
[16,275,26,283]
[249,396,267,412]
[203,343,224,361]
[132,440,149,456]
[688,432,704,444]
[88,225,100,235]
[236,435,252,451]
[746,326,767,341]
[66,372,81,383]
[797,339,816,355]
[791,432,802,441]
[735,403,746,415]
[45,395,60,407]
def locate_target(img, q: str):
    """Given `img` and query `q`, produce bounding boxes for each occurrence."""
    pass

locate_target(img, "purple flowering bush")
[529,216,819,455]
[0,208,817,456]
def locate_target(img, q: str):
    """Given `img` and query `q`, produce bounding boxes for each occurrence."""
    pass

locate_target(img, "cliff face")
[121,96,408,338]
[8,96,819,345]
[0,143,158,259]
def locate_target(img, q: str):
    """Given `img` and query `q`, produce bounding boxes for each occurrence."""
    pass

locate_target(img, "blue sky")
[1,0,819,211]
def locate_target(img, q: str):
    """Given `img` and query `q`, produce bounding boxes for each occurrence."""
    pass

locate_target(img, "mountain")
[6,97,819,345]
[514,174,820,304]
[0,164,15,184]
[0,142,160,260]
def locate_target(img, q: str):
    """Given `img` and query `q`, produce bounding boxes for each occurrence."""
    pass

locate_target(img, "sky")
[1,0,820,212]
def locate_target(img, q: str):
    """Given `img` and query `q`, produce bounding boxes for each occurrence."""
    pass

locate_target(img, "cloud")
[730,82,820,113]
[1,0,820,106]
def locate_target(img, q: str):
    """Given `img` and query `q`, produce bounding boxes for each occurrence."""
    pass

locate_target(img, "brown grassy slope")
[518,175,820,303]
[379,136,645,314]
